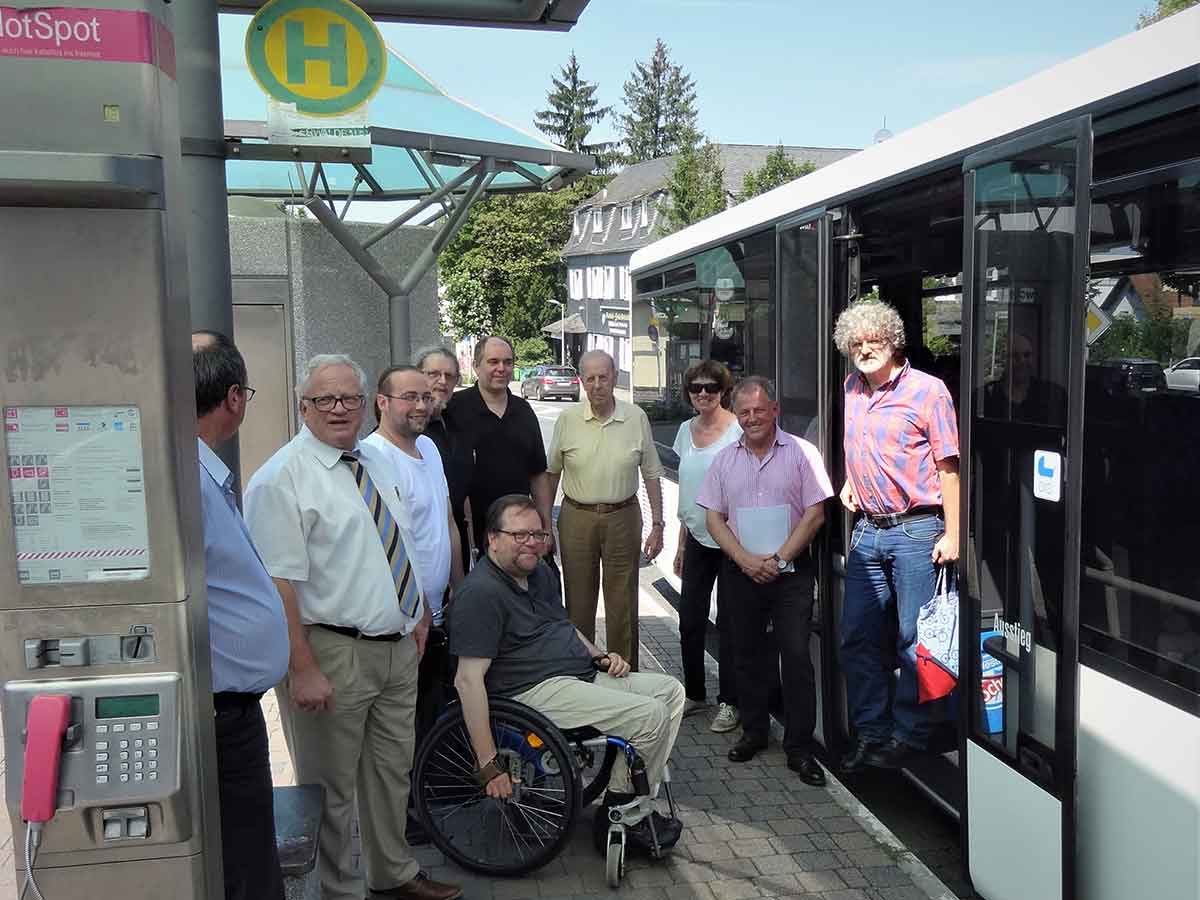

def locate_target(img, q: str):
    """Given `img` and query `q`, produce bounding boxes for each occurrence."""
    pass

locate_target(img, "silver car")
[520,365,580,402]
[1165,357,1200,392]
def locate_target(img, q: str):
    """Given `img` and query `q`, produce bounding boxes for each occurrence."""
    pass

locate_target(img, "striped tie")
[341,453,421,619]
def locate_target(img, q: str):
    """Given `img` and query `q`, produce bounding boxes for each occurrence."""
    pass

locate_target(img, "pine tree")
[534,52,616,167]
[659,136,726,235]
[618,39,699,163]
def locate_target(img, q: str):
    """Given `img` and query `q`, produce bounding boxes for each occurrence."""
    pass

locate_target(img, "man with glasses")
[445,336,553,552]
[547,349,665,671]
[192,331,287,900]
[452,494,685,855]
[413,346,473,561]
[364,364,464,842]
[246,354,461,900]
[832,300,959,773]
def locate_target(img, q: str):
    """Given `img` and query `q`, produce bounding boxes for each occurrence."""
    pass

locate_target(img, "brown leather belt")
[563,494,637,514]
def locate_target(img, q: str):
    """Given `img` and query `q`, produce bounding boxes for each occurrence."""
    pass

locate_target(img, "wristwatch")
[475,755,506,788]
[770,553,789,572]
[651,520,665,528]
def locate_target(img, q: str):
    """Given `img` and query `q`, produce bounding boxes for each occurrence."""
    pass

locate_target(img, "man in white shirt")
[363,365,464,776]
[245,354,461,900]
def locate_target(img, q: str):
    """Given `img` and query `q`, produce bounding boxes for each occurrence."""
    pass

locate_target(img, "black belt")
[862,505,942,529]
[213,691,265,712]
[314,623,408,642]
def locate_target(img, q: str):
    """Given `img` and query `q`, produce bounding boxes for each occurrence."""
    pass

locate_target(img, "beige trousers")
[513,671,685,794]
[558,500,642,670]
[277,626,420,900]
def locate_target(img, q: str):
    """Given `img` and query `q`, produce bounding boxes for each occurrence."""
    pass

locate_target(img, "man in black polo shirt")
[444,336,553,552]
[451,494,685,854]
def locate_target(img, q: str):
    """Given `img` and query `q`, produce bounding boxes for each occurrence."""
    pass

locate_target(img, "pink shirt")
[696,429,834,545]
[843,362,959,516]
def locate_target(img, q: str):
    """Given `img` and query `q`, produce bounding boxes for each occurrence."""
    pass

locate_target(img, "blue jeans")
[841,514,943,747]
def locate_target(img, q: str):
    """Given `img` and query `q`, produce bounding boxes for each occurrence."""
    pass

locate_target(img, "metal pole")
[177,3,240,481]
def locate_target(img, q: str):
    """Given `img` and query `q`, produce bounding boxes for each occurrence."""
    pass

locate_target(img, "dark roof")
[563,143,858,259]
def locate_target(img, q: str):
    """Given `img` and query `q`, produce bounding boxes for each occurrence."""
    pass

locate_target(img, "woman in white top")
[671,359,743,734]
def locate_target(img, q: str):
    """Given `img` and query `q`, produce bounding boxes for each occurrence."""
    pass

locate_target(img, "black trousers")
[678,533,737,705]
[725,561,817,756]
[214,696,285,900]
[415,626,452,747]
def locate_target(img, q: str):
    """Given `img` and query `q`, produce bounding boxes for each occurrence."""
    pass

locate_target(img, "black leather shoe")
[864,737,922,769]
[626,811,683,855]
[727,734,768,762]
[840,738,885,774]
[787,753,827,787]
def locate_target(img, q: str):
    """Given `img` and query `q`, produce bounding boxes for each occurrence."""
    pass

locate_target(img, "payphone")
[0,1,220,897]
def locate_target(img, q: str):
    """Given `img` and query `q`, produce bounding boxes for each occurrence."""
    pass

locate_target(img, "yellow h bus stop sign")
[245,0,387,117]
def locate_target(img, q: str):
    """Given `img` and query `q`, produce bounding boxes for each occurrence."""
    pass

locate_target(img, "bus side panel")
[1077,665,1200,900]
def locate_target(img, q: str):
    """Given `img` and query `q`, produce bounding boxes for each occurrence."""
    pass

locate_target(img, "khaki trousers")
[513,672,685,793]
[558,500,642,670]
[277,626,420,900]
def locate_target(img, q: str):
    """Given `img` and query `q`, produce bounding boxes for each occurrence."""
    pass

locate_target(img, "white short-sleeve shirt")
[245,427,422,637]
[672,418,742,548]
[361,431,452,624]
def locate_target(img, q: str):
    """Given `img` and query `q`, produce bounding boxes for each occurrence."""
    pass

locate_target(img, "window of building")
[640,198,649,228]
[592,208,603,235]
[573,212,581,237]
[621,205,633,229]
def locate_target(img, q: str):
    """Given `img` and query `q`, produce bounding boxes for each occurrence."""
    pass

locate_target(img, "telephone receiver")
[22,694,71,825]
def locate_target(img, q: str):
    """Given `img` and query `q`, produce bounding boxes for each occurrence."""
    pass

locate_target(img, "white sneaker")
[710,702,739,733]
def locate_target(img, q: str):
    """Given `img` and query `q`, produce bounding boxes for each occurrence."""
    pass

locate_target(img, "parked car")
[1092,357,1168,394]
[1165,357,1200,392]
[520,365,580,402]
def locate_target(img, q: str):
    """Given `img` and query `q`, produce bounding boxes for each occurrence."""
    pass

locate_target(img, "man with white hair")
[245,354,461,900]
[832,300,960,773]
[546,349,665,671]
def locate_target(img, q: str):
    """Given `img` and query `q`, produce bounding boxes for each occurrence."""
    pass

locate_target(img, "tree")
[534,52,617,167]
[658,138,726,235]
[440,174,610,342]
[1137,0,1198,27]
[741,145,816,201]
[514,335,553,369]
[618,39,699,163]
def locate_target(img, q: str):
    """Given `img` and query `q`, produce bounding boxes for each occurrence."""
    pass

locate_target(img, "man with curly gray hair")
[833,299,960,774]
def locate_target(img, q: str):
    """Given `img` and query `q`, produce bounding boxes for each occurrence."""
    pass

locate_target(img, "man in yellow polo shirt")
[547,350,665,671]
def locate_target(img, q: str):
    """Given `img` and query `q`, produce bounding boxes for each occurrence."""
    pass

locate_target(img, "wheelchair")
[412,697,678,888]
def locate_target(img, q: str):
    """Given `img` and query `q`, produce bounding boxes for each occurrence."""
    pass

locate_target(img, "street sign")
[647,324,659,344]
[245,0,387,117]
[1085,301,1112,345]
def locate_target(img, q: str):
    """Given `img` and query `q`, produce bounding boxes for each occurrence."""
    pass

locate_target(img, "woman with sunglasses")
[671,359,742,733]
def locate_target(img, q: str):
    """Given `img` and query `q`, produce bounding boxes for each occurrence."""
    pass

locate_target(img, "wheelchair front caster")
[605,827,625,888]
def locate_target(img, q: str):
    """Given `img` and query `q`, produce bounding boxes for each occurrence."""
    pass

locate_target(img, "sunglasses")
[687,382,722,395]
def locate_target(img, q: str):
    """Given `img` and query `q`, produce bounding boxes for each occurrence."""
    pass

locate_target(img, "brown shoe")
[370,872,463,900]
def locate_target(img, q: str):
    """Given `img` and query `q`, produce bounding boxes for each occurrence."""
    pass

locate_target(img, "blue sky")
[343,0,1153,151]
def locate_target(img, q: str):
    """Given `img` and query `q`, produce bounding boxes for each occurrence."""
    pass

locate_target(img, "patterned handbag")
[915,565,959,702]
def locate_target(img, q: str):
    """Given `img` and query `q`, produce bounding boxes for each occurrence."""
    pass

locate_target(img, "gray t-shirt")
[450,556,595,698]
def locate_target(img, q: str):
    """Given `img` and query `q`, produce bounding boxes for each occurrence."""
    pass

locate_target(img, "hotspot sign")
[245,0,386,117]
[0,6,174,75]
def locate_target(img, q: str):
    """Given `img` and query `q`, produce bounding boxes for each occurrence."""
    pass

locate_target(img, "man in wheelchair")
[451,493,686,856]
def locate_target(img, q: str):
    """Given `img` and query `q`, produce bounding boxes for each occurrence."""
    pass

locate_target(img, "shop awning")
[543,313,587,334]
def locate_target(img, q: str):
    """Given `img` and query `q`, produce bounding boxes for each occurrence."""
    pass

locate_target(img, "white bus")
[630,10,1200,900]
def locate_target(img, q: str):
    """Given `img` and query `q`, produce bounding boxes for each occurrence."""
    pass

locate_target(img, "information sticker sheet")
[5,405,150,585]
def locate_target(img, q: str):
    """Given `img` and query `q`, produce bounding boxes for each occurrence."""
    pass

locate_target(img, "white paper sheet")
[735,505,790,555]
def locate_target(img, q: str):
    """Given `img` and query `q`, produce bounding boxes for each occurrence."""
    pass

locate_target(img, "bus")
[629,10,1200,900]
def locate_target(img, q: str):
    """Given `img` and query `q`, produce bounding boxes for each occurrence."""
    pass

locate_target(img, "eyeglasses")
[497,528,551,544]
[687,382,722,395]
[423,370,459,382]
[850,337,889,353]
[239,385,257,402]
[380,391,435,405]
[303,394,366,412]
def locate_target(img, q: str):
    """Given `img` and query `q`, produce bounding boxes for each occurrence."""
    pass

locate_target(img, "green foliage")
[1090,310,1189,365]
[440,174,609,343]
[658,138,725,235]
[514,336,553,369]
[740,146,816,200]
[1137,0,1198,27]
[534,51,617,167]
[618,39,699,163]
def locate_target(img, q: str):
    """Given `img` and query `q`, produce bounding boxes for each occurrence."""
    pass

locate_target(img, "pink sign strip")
[0,7,175,78]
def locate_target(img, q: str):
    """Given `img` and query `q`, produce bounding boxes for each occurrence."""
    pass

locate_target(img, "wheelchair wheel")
[605,832,625,888]
[414,698,580,876]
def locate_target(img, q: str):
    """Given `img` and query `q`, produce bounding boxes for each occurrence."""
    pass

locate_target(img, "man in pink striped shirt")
[834,300,960,773]
[697,376,834,785]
